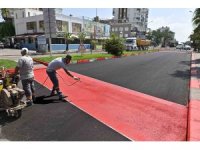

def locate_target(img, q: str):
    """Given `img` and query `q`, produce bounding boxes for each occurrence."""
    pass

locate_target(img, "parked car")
[14,43,21,49]
[184,45,191,50]
[0,42,4,49]
[176,44,184,50]
[4,42,11,48]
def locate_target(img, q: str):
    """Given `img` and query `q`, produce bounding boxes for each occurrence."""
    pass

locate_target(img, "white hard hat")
[21,48,29,55]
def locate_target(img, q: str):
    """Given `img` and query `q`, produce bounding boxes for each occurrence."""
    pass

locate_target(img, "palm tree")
[190,28,200,51]
[78,32,86,55]
[191,8,200,51]
[63,32,74,52]
[192,8,200,28]
[1,8,12,22]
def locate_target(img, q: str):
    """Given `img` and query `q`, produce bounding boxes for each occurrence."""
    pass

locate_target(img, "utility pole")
[47,8,52,56]
[43,8,56,56]
[94,8,98,40]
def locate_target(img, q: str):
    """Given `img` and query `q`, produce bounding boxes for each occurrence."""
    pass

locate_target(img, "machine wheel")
[14,109,22,118]
[1,89,12,108]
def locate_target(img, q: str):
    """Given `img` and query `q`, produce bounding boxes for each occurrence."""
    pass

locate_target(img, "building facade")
[13,8,110,51]
[112,8,149,35]
[110,23,132,38]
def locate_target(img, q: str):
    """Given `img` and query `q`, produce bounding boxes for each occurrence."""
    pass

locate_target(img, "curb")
[32,58,48,66]
[33,50,159,66]
[187,52,200,141]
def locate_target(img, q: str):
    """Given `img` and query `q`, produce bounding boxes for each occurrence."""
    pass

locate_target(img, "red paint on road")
[34,68,187,141]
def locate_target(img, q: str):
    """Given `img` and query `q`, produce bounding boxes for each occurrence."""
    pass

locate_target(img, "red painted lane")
[34,68,187,141]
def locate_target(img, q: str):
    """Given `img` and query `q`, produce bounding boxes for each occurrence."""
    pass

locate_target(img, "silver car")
[0,42,4,49]
[176,44,183,50]
[184,45,191,50]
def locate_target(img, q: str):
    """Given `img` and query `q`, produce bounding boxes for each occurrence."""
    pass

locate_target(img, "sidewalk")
[188,52,200,141]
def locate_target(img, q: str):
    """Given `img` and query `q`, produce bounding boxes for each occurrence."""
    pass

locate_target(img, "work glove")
[73,76,80,81]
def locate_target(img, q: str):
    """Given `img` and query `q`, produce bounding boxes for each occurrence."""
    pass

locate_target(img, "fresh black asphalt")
[0,50,190,141]
[69,51,191,105]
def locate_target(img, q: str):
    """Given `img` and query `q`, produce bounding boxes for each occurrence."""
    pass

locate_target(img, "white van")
[124,37,137,50]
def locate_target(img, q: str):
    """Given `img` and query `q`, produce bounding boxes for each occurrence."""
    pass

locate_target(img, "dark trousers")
[46,70,61,95]
[21,77,35,97]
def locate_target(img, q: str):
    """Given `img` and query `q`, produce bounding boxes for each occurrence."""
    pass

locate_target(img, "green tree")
[161,27,175,47]
[78,32,87,55]
[91,40,97,50]
[63,32,74,51]
[105,33,124,56]
[0,22,15,41]
[190,28,200,51]
[192,8,200,28]
[78,32,86,44]
[151,30,163,46]
[191,8,200,51]
[150,27,175,47]
[1,8,12,22]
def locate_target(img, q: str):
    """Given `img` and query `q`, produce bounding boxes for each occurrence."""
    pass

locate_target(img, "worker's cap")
[21,48,29,55]
[65,55,72,60]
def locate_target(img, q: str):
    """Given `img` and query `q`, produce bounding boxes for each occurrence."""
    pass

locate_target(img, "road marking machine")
[0,67,26,118]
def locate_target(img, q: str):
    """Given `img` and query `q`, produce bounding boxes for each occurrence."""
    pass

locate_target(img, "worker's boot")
[50,89,57,96]
[58,92,67,100]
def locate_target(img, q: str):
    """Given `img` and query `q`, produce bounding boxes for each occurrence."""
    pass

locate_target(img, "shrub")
[105,34,125,56]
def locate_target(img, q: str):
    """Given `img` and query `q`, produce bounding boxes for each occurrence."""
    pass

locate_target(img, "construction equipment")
[0,67,26,118]
[136,38,151,50]
[125,37,151,50]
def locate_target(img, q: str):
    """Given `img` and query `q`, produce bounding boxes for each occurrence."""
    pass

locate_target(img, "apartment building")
[112,8,149,37]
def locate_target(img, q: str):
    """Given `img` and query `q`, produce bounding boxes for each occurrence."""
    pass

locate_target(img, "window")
[119,27,123,31]
[56,20,69,32]
[26,22,37,30]
[72,23,81,33]
[125,27,129,31]
[15,13,18,19]
[62,21,68,31]
[28,12,30,17]
[28,37,32,43]
[56,20,62,31]
[39,21,44,31]
[52,38,65,44]
[136,17,140,20]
